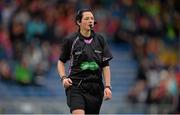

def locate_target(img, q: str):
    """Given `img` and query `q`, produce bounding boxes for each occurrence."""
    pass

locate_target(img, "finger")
[105,93,110,99]
[64,83,71,88]
[107,91,112,99]
[63,79,70,88]
[104,91,107,97]
[67,78,73,84]
[66,81,72,86]
[108,94,112,99]
[104,90,112,100]
[104,96,110,101]
[104,98,108,101]
[104,89,110,96]
[104,91,108,99]
[106,89,112,97]
[63,82,68,88]
[64,79,73,88]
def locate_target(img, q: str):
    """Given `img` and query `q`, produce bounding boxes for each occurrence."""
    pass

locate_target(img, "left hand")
[104,87,112,101]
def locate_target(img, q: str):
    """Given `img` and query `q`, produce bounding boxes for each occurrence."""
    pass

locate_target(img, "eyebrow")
[83,15,94,19]
[84,17,94,19]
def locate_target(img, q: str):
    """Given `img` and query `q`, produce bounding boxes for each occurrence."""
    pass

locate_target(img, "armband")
[61,75,67,82]
[105,86,112,91]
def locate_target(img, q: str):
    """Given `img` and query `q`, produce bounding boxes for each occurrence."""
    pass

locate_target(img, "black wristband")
[61,75,67,82]
[105,86,112,91]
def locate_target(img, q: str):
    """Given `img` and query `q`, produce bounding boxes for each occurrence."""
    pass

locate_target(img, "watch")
[61,75,67,82]
[105,86,112,91]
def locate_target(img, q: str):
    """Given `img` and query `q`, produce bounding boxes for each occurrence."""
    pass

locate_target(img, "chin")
[85,28,91,31]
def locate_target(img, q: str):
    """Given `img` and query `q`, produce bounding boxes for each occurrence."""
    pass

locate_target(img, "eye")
[83,17,94,21]
[91,17,94,20]
[84,17,89,20]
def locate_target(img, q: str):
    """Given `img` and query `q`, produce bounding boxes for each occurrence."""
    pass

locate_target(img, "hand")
[62,78,72,89]
[104,87,112,101]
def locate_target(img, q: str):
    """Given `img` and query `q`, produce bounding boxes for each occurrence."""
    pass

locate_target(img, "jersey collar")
[78,30,95,41]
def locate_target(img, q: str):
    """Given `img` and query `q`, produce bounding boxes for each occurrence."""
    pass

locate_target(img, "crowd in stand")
[0,0,179,113]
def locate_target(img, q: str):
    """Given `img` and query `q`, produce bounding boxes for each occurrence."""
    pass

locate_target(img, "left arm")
[103,66,112,100]
[103,66,111,86]
[98,34,113,100]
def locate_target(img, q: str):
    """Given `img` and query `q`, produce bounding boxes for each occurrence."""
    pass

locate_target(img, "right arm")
[57,60,72,88]
[57,60,66,78]
[57,37,73,88]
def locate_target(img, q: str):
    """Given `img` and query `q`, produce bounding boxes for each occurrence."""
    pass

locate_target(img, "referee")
[57,9,113,114]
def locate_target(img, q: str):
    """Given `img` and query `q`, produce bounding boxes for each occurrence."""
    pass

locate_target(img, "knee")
[72,109,85,115]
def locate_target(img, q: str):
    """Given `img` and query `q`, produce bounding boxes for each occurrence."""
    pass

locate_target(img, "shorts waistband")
[70,77,101,83]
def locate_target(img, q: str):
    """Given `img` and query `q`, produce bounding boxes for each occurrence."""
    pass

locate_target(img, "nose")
[89,20,92,24]
[89,18,94,23]
[89,20,93,25]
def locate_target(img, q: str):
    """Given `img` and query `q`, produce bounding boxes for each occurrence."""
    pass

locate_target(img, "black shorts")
[65,80,104,114]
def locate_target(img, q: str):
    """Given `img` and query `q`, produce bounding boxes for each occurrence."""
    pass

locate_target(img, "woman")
[57,9,113,114]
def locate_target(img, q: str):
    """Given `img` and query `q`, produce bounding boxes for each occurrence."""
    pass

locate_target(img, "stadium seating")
[0,42,138,113]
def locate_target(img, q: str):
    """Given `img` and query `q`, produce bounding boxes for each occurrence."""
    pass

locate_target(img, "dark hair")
[75,9,93,25]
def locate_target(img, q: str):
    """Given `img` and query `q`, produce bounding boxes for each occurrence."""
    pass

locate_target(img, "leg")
[72,109,85,115]
[66,86,85,113]
[84,83,104,114]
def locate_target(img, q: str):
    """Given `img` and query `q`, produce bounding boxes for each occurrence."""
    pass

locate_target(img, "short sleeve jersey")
[59,31,113,79]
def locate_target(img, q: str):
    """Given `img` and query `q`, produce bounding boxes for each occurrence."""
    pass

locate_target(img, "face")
[78,11,94,31]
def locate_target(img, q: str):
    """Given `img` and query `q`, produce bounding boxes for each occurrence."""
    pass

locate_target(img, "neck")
[80,29,91,38]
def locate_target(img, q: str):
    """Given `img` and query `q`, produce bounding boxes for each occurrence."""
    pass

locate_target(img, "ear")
[77,21,81,26]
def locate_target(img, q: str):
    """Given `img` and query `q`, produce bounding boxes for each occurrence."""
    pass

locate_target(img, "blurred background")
[0,0,179,114]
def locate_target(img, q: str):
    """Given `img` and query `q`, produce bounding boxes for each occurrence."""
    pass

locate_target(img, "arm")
[102,65,112,100]
[57,60,72,88]
[57,60,66,78]
[103,66,111,87]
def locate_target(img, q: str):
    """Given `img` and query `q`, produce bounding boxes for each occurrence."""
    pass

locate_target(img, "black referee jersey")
[59,31,113,80]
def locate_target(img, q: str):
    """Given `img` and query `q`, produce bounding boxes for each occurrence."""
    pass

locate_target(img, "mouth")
[89,24,93,29]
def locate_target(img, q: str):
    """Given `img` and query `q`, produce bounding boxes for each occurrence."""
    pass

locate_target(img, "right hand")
[62,78,73,89]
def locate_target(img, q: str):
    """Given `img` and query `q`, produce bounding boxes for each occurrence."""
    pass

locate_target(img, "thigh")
[84,93,103,114]
[66,86,85,113]
[82,82,104,114]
